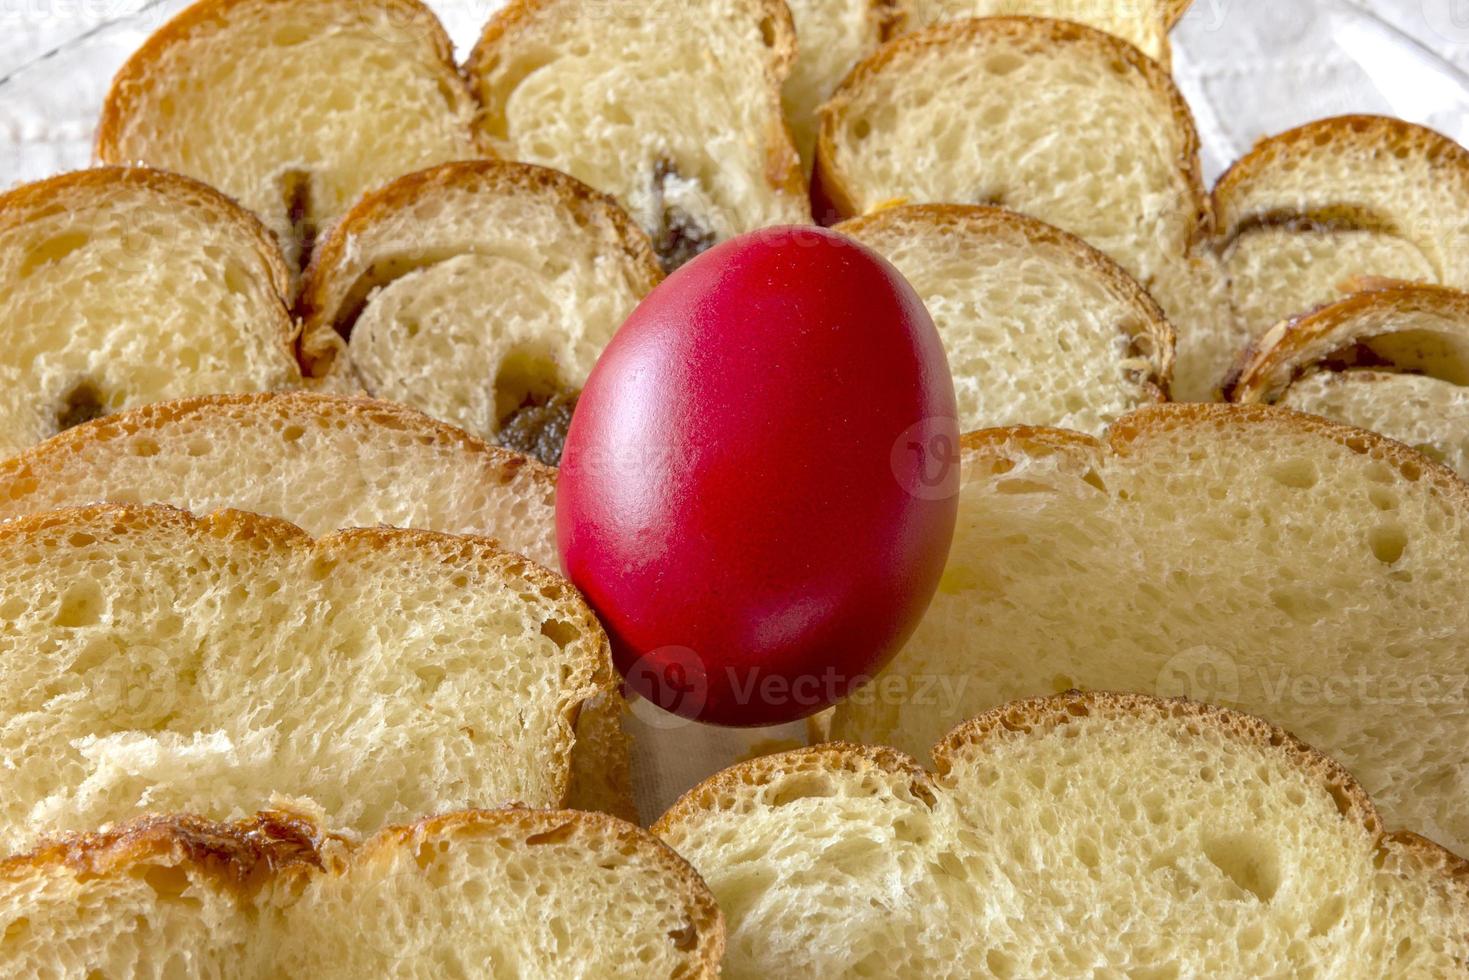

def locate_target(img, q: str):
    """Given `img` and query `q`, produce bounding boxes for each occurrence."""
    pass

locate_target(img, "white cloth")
[1,0,1468,821]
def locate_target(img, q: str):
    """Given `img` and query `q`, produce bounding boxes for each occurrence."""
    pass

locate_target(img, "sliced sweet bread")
[0,167,300,458]
[97,0,483,268]
[658,692,1469,979]
[1213,115,1469,353]
[1225,283,1469,477]
[0,505,614,854]
[907,0,1189,65]
[816,17,1232,400]
[465,0,811,272]
[0,808,723,978]
[826,403,1469,855]
[782,0,905,170]
[298,161,663,465]
[0,393,634,821]
[835,204,1172,434]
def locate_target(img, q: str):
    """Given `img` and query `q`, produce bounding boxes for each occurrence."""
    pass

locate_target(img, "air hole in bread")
[1368,524,1408,565]
[758,15,777,48]
[140,864,194,902]
[983,52,1023,76]
[281,169,317,269]
[540,618,578,649]
[55,380,105,432]
[1202,833,1280,902]
[53,580,104,629]
[19,231,89,278]
[1267,458,1318,490]
[766,774,837,807]
[524,822,578,846]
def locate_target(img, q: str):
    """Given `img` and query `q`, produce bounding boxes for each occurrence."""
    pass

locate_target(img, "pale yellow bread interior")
[660,692,1469,979]
[0,505,613,854]
[1226,283,1469,478]
[0,167,300,458]
[0,393,634,820]
[466,0,811,272]
[1213,115,1469,356]
[96,0,483,268]
[298,161,661,457]
[836,204,1173,434]
[816,17,1233,401]
[0,808,724,978]
[828,403,1469,855]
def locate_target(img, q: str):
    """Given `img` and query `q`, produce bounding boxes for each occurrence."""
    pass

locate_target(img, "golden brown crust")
[3,808,725,976]
[932,690,1383,836]
[815,16,1208,228]
[2,808,330,894]
[653,741,932,835]
[0,502,610,807]
[659,690,1469,908]
[296,159,664,373]
[1212,115,1469,249]
[466,0,804,204]
[835,202,1177,398]
[96,0,468,167]
[0,392,557,505]
[0,166,295,303]
[1162,0,1195,28]
[1223,283,1469,403]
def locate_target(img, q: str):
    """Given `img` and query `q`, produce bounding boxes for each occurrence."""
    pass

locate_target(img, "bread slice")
[907,0,1186,64]
[835,204,1172,434]
[0,167,300,458]
[816,17,1232,401]
[658,692,1469,979]
[298,161,663,465]
[0,807,723,978]
[465,0,811,272]
[96,0,483,269]
[0,504,616,854]
[1213,116,1469,354]
[1225,283,1469,476]
[782,0,905,170]
[0,393,635,821]
[827,403,1469,855]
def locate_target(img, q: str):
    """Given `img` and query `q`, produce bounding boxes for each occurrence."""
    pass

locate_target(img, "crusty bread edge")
[660,689,1469,905]
[834,202,1177,399]
[1223,283,1469,403]
[95,0,474,169]
[465,0,806,203]
[814,16,1209,233]
[1,807,725,975]
[296,159,664,375]
[0,503,610,809]
[1212,114,1469,248]
[0,392,557,508]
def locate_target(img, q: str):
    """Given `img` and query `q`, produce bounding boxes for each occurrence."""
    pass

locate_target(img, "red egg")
[556,226,959,726]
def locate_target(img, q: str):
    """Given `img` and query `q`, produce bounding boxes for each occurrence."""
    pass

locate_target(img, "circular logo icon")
[1156,645,1241,704]
[623,645,708,730]
[890,416,962,501]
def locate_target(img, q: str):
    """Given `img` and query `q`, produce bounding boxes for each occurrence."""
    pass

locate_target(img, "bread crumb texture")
[0,808,723,978]
[0,505,610,854]
[660,692,1469,979]
[0,168,300,457]
[830,404,1469,856]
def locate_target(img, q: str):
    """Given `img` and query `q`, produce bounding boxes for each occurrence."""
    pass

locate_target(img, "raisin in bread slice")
[835,204,1172,434]
[658,692,1469,979]
[908,0,1188,65]
[827,403,1469,855]
[0,505,615,854]
[97,0,483,269]
[0,808,723,978]
[1214,115,1469,354]
[299,161,663,465]
[465,0,811,272]
[1225,283,1469,477]
[0,167,300,458]
[816,17,1232,400]
[0,392,634,820]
